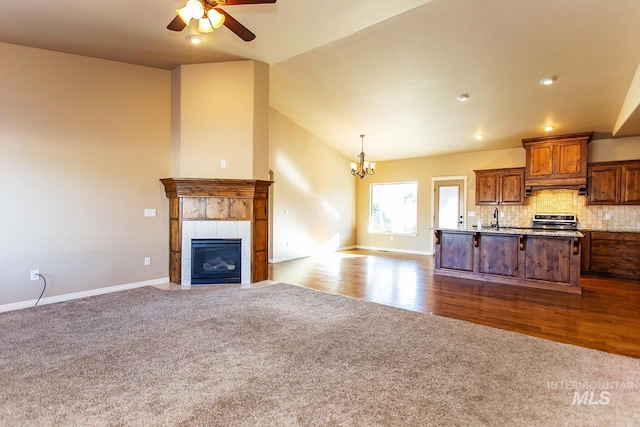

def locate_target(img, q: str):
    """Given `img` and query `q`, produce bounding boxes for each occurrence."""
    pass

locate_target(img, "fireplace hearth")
[191,239,242,284]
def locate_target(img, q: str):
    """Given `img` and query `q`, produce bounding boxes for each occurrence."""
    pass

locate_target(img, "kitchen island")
[433,226,583,294]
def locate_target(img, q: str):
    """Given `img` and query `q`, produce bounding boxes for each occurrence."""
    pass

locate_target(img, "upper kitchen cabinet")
[474,167,525,205]
[522,132,592,197]
[588,160,640,205]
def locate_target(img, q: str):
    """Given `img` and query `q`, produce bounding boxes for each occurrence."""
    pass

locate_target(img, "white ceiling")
[1,0,639,161]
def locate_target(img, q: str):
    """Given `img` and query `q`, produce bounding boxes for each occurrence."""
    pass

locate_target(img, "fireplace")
[160,178,273,286]
[191,239,242,284]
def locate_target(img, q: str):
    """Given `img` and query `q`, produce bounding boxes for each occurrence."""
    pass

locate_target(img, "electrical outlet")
[390,236,394,241]
[30,270,40,281]
[500,212,505,218]
[605,212,612,220]
[220,160,227,168]
[468,211,476,217]
[144,257,151,266]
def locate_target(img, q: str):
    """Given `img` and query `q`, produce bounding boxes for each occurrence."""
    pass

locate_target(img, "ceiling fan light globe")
[177,0,205,24]
[207,9,226,29]
[198,18,214,33]
[176,6,193,25]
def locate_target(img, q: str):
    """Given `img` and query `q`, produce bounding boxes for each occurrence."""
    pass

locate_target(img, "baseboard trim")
[356,245,432,256]
[0,277,170,313]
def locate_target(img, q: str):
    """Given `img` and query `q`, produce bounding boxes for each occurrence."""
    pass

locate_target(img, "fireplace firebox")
[191,239,242,284]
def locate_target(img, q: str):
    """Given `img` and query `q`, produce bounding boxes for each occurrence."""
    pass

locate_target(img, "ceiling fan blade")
[216,9,256,41]
[167,15,188,31]
[213,0,276,5]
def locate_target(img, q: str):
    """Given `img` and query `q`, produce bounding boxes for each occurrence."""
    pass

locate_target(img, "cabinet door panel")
[529,145,553,176]
[475,171,499,204]
[588,166,620,204]
[500,171,525,204]
[440,233,473,271]
[524,237,572,283]
[621,164,640,204]
[556,142,583,175]
[478,234,519,276]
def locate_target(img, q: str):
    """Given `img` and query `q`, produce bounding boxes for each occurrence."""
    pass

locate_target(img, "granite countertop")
[433,225,583,238]
[579,228,640,233]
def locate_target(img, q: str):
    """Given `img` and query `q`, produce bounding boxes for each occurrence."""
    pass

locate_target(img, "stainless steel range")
[532,213,578,230]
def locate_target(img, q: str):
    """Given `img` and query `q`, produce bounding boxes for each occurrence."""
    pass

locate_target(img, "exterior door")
[434,179,465,230]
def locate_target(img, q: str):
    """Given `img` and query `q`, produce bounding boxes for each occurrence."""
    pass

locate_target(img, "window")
[369,182,418,234]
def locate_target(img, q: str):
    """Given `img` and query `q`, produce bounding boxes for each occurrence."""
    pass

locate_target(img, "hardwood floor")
[269,249,640,359]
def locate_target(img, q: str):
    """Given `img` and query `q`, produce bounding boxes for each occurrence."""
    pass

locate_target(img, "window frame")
[368,181,418,236]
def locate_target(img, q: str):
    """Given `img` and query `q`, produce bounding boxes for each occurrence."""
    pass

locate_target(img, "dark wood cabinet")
[434,229,581,293]
[589,232,640,278]
[474,168,525,205]
[522,132,592,195]
[588,160,640,205]
[621,162,640,204]
[581,230,640,278]
[524,236,573,283]
[478,234,519,276]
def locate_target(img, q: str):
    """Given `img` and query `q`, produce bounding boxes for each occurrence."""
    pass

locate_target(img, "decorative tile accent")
[181,221,252,287]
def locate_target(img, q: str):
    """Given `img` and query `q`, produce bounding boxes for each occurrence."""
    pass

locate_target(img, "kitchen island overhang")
[433,227,583,294]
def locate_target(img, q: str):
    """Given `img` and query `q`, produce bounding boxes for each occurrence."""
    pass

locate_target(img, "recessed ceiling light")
[544,125,554,131]
[456,93,470,102]
[540,76,557,86]
[186,35,203,44]
[475,133,484,140]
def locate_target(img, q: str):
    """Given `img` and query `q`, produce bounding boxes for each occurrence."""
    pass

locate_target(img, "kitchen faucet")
[493,207,499,230]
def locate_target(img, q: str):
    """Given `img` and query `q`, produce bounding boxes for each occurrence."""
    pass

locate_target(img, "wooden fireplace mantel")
[160,178,272,199]
[160,178,274,284]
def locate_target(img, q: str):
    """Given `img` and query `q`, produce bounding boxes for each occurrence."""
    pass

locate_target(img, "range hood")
[522,132,593,196]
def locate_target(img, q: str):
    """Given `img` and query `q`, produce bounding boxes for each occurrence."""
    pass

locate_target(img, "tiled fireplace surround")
[160,178,273,287]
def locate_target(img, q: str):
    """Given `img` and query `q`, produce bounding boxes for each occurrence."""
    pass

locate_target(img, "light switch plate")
[144,209,156,217]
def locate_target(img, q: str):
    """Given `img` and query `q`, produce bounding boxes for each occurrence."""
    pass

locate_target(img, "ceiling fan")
[167,0,277,42]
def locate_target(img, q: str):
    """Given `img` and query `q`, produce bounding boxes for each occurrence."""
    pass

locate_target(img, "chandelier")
[350,134,376,179]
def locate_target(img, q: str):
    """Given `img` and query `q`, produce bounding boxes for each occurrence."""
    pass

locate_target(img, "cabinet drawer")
[591,232,640,242]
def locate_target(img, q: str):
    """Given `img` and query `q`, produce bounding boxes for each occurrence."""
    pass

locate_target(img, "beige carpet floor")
[1,283,639,426]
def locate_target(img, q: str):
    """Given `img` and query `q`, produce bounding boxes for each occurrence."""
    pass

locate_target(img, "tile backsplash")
[474,189,640,231]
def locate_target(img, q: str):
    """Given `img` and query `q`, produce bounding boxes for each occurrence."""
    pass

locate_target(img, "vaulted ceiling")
[1,0,639,161]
